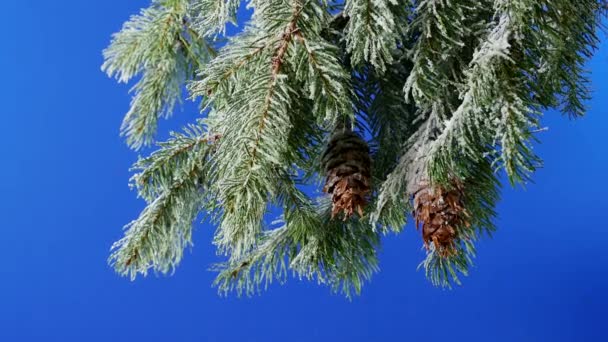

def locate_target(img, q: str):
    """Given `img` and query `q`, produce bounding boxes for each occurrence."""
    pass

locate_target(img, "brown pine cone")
[321,129,371,220]
[413,180,470,257]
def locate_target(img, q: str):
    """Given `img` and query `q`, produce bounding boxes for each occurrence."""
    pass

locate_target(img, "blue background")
[1,1,607,341]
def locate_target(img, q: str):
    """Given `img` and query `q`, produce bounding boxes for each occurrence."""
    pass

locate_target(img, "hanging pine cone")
[321,129,371,219]
[413,179,470,257]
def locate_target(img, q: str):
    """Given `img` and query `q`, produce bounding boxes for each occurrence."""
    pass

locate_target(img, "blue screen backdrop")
[1,1,607,341]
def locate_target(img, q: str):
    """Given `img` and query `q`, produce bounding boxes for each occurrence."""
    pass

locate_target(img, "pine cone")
[413,180,470,257]
[322,130,371,219]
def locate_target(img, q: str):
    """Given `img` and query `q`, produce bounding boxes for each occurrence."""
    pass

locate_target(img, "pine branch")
[206,1,306,258]
[130,123,216,201]
[291,26,352,124]
[431,14,533,183]
[109,125,215,279]
[213,197,380,298]
[289,2,352,128]
[535,1,601,118]
[104,0,608,294]
[102,0,214,149]
[189,37,270,103]
[404,0,490,112]
[352,51,418,231]
[344,0,408,71]
[370,105,442,230]
[191,0,241,36]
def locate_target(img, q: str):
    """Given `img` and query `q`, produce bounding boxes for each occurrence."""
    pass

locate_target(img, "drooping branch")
[104,0,608,295]
[208,1,309,258]
[109,126,217,278]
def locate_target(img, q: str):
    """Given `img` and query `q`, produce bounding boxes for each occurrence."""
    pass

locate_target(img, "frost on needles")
[102,0,607,296]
